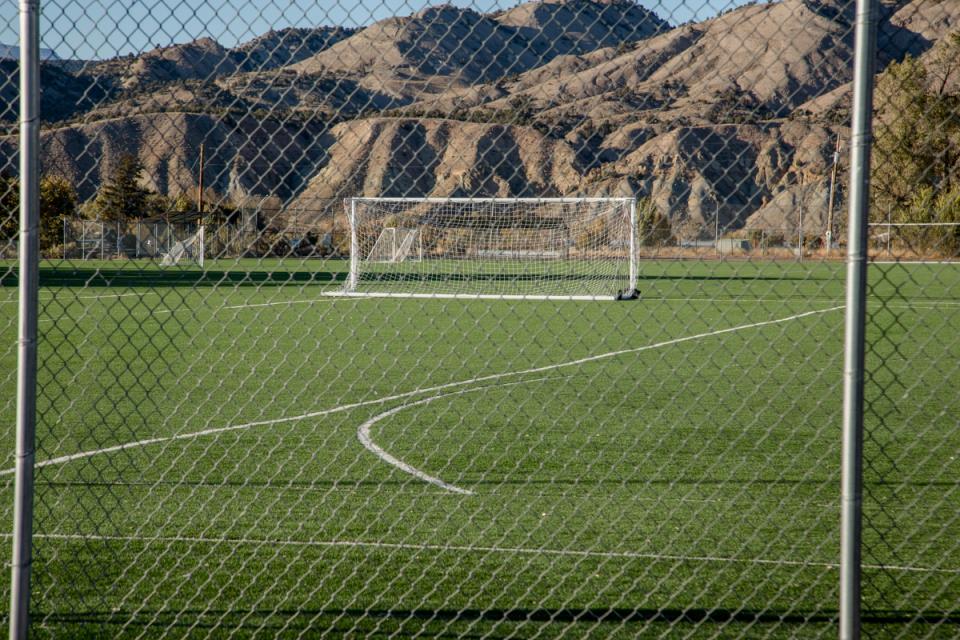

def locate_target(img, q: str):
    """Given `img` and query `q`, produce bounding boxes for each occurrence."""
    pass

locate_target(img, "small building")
[717,238,752,253]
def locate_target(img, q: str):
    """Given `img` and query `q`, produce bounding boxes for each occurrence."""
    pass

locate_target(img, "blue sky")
[2,0,750,60]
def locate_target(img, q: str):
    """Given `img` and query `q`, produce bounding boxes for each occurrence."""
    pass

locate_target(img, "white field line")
[881,301,960,309]
[72,292,160,301]
[0,306,844,477]
[34,297,349,320]
[0,291,162,305]
[357,378,562,495]
[16,532,960,575]
[359,397,474,495]
[872,260,960,265]
[223,298,351,310]
[661,297,960,308]
[6,290,949,317]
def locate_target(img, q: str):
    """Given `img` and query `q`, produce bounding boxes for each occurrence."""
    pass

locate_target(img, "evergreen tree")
[636,197,673,246]
[94,154,151,220]
[0,174,78,250]
[0,173,17,243]
[872,33,960,254]
[873,34,960,223]
[39,176,78,250]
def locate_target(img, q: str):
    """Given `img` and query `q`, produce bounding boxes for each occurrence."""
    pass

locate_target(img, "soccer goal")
[868,222,960,261]
[160,226,205,267]
[341,197,638,300]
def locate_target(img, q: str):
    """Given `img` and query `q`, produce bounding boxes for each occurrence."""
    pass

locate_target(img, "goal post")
[867,221,960,261]
[342,197,639,300]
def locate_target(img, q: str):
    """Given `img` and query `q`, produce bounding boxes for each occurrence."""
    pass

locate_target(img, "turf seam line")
[16,533,959,574]
[0,305,843,477]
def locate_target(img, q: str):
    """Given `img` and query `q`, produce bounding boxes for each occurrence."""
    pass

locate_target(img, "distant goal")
[341,197,638,300]
[160,227,205,267]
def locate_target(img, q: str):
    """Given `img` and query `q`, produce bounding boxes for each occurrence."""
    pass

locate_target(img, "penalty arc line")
[14,533,959,575]
[357,377,566,495]
[0,305,844,477]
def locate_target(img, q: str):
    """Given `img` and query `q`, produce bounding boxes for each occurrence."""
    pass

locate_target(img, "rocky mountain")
[0,61,107,129]
[82,37,241,92]
[289,2,668,101]
[232,27,356,71]
[383,0,959,234]
[0,112,333,202]
[291,117,583,208]
[78,28,351,89]
[1,0,958,237]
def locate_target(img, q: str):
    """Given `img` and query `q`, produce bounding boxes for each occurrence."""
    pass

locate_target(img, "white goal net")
[160,227,205,267]
[344,198,637,300]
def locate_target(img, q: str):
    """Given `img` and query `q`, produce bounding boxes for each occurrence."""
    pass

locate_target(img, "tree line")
[1,154,237,252]
[873,32,960,255]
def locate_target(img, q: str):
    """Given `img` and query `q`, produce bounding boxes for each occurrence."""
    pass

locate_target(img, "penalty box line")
[14,532,959,575]
[0,305,845,478]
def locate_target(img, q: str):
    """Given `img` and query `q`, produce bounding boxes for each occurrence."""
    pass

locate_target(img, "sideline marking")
[872,260,960,265]
[17,532,958,575]
[357,378,562,495]
[0,305,843,477]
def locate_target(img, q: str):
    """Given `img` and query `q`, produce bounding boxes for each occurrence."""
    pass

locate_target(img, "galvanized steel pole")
[629,198,637,293]
[841,0,879,637]
[10,0,41,637]
[348,199,359,291]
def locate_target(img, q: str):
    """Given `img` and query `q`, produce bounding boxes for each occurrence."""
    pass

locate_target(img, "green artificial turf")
[0,257,955,638]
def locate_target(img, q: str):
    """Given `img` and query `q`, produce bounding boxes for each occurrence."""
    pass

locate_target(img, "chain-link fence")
[3,0,959,637]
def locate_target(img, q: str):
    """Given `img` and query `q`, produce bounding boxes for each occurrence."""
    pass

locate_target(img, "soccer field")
[0,259,956,638]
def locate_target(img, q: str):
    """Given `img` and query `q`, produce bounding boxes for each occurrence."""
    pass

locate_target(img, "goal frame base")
[323,291,623,301]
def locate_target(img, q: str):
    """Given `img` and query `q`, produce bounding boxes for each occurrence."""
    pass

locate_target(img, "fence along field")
[3,0,960,637]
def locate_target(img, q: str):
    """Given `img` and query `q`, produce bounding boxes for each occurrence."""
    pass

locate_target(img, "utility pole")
[798,173,804,262]
[826,133,842,252]
[715,199,720,258]
[197,143,205,227]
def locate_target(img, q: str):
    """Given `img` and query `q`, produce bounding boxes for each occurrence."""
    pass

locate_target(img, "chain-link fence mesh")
[859,11,960,638]
[2,0,958,637]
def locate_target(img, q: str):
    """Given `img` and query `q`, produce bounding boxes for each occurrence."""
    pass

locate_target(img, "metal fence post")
[841,0,879,637]
[348,198,358,291]
[629,198,638,293]
[9,0,41,637]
